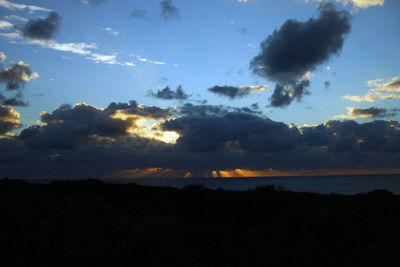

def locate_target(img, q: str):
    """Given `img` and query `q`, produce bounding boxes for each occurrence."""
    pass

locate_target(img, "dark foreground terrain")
[1,178,400,266]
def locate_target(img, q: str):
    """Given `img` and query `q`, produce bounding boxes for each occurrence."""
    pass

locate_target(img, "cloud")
[324,80,331,89]
[150,85,189,100]
[0,51,5,62]
[0,0,52,13]
[28,39,97,55]
[3,15,27,22]
[208,85,269,99]
[162,111,300,152]
[343,76,400,102]
[335,107,396,119]
[0,101,399,178]
[251,4,351,107]
[0,59,39,106]
[160,0,180,21]
[20,101,175,150]
[0,104,20,135]
[87,53,120,65]
[0,20,13,29]
[130,9,151,21]
[79,0,106,4]
[305,0,385,9]
[102,27,119,36]
[21,11,61,40]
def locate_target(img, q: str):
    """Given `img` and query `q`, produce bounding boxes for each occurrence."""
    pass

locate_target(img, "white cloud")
[305,0,384,9]
[0,51,6,62]
[343,76,400,102]
[87,53,121,65]
[131,54,166,65]
[3,14,27,22]
[0,0,52,13]
[102,27,119,36]
[0,20,12,29]
[28,39,97,55]
[124,62,136,67]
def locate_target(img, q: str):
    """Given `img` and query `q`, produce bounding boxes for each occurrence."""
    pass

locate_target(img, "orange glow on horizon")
[103,167,400,179]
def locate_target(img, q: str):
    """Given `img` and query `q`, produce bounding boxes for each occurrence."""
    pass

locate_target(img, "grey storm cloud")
[160,0,180,21]
[251,4,351,107]
[22,11,61,40]
[0,104,20,135]
[20,100,174,150]
[0,60,38,106]
[0,101,399,178]
[150,85,189,100]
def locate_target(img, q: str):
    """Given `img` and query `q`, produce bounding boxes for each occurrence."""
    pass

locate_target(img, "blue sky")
[0,0,399,178]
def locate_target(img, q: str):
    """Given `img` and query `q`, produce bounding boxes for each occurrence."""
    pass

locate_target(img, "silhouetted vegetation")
[1,178,400,266]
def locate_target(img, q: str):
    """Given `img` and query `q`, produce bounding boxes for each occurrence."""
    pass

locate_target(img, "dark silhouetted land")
[1,178,400,266]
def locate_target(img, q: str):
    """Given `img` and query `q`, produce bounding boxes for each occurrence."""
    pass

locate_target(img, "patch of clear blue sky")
[0,0,399,129]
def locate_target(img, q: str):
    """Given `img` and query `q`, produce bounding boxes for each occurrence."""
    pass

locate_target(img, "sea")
[26,174,400,195]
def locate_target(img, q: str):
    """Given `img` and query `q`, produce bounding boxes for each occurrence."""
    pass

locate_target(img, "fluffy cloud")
[343,76,400,102]
[21,11,60,40]
[150,85,189,100]
[0,59,39,106]
[20,101,175,150]
[208,85,269,99]
[0,104,20,135]
[336,107,397,119]
[251,4,350,107]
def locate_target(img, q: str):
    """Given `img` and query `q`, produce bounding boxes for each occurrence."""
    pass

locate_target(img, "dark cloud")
[0,104,20,135]
[20,101,174,150]
[162,111,299,152]
[269,80,310,107]
[0,61,38,106]
[130,9,151,21]
[251,4,351,107]
[341,107,398,119]
[208,86,251,99]
[0,95,28,107]
[350,107,388,118]
[208,85,268,99]
[0,101,399,178]
[324,80,331,89]
[22,11,61,40]
[150,85,189,100]
[160,0,180,21]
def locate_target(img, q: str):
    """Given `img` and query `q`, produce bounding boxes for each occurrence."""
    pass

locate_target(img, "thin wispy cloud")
[0,20,13,30]
[304,0,385,9]
[0,0,52,13]
[102,27,119,36]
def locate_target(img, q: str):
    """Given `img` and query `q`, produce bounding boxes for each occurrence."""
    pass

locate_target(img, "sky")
[0,0,399,178]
